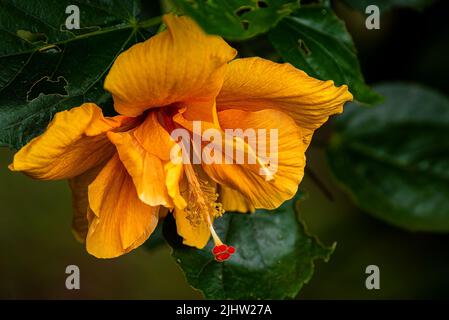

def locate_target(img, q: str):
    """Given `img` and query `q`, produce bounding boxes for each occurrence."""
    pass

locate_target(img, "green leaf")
[268,6,382,105]
[0,0,161,149]
[327,83,449,232]
[164,193,334,299]
[342,0,434,13]
[171,0,299,40]
[144,222,166,250]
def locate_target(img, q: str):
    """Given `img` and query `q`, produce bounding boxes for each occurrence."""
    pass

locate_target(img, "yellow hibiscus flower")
[9,14,352,259]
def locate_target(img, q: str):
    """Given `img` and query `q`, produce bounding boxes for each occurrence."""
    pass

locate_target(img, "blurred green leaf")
[342,0,435,13]
[171,0,299,40]
[144,222,166,249]
[269,6,382,105]
[0,0,160,149]
[164,193,334,299]
[328,83,449,232]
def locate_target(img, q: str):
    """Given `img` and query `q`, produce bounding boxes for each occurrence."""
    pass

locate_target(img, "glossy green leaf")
[0,0,161,149]
[171,0,299,40]
[342,0,434,13]
[269,6,382,105]
[164,193,334,299]
[328,83,449,231]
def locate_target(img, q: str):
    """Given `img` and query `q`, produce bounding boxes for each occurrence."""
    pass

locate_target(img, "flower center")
[158,107,236,262]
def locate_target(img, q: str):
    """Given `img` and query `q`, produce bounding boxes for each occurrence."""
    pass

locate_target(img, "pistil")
[183,161,235,262]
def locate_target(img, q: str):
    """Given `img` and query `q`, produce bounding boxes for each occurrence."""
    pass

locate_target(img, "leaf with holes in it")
[0,0,161,150]
[328,83,449,232]
[164,193,334,299]
[171,0,299,40]
[268,6,382,105]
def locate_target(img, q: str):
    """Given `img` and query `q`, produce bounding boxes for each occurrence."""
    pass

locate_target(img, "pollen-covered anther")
[212,244,236,262]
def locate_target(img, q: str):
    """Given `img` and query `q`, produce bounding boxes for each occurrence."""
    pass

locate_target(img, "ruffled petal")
[174,206,211,249]
[217,57,353,144]
[219,186,255,213]
[86,154,159,258]
[69,165,104,242]
[108,130,172,207]
[134,111,176,161]
[164,161,187,210]
[9,103,133,180]
[104,14,236,119]
[202,109,306,209]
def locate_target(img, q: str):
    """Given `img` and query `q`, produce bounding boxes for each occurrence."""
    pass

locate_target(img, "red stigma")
[212,244,235,262]
[213,244,227,255]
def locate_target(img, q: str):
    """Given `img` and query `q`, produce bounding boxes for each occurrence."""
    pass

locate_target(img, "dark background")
[1,0,448,299]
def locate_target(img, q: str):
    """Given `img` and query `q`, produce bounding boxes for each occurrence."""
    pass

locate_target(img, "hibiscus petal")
[164,161,187,210]
[108,130,172,207]
[217,57,353,144]
[69,165,104,242]
[219,186,255,213]
[202,109,306,209]
[174,206,211,249]
[87,154,159,258]
[169,163,216,249]
[104,14,237,119]
[9,103,130,180]
[134,111,176,161]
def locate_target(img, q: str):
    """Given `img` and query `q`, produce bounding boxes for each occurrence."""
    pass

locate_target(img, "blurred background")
[1,0,448,299]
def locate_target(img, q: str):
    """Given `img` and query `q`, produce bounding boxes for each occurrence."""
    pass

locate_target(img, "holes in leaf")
[241,20,250,30]
[16,30,47,44]
[297,39,311,56]
[235,6,252,17]
[257,1,268,8]
[27,76,68,101]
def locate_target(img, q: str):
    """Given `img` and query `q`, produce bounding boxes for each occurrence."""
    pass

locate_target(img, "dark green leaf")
[171,0,299,40]
[0,0,161,149]
[269,6,382,105]
[164,193,334,299]
[144,222,166,250]
[327,83,449,232]
[342,0,434,13]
